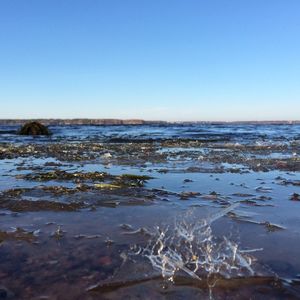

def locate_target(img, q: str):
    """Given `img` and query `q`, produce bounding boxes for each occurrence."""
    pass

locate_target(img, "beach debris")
[235,218,286,231]
[74,234,101,240]
[119,224,134,231]
[255,186,273,193]
[122,227,152,237]
[51,225,64,239]
[128,203,260,285]
[105,238,114,246]
[94,183,122,190]
[102,152,112,159]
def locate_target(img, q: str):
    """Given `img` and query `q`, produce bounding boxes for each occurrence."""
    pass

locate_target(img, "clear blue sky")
[0,0,299,121]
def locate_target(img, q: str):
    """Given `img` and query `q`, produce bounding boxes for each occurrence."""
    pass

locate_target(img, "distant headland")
[0,119,299,125]
[0,119,165,126]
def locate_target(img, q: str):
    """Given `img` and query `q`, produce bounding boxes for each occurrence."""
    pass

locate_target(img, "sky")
[0,0,299,121]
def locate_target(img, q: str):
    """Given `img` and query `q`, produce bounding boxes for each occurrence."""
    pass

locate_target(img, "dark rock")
[0,286,13,299]
[210,191,219,196]
[19,121,51,136]
[290,193,300,201]
[180,191,201,200]
[0,288,7,299]
[183,178,193,183]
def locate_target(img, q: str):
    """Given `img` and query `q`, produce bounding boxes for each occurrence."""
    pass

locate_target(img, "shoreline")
[0,119,300,126]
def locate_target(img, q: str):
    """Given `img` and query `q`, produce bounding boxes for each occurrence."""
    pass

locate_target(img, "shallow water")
[0,124,300,299]
[1,123,300,143]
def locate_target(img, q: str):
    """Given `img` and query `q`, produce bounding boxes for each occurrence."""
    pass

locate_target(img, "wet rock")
[186,167,202,172]
[232,193,255,197]
[180,191,201,200]
[290,193,300,201]
[280,180,300,186]
[44,161,63,167]
[183,179,193,183]
[240,199,259,206]
[18,170,110,182]
[256,195,272,201]
[0,289,6,299]
[262,221,285,231]
[98,200,120,208]
[275,176,286,181]
[0,286,12,299]
[201,194,219,200]
[157,169,168,173]
[0,227,36,243]
[210,191,219,196]
[0,198,83,212]
[116,174,154,187]
[240,200,274,207]
[228,168,242,173]
[19,121,51,136]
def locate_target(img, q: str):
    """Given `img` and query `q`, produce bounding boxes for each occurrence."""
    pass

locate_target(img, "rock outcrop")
[19,122,51,136]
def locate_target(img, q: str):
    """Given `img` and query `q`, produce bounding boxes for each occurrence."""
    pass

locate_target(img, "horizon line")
[0,118,299,124]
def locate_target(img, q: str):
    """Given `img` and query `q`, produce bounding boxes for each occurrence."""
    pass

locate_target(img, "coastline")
[0,118,299,126]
